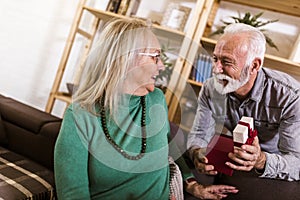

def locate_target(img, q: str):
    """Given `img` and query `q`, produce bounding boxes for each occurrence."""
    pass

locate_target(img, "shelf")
[187,79,203,87]
[201,37,216,50]
[264,54,300,80]
[54,92,72,104]
[223,0,300,17]
[83,6,185,41]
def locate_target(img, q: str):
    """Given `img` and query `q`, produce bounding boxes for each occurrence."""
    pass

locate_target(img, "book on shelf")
[107,0,122,13]
[125,0,141,16]
[107,0,140,16]
[190,53,212,83]
[117,0,131,15]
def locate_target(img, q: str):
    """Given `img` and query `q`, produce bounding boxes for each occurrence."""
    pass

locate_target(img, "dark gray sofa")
[0,94,212,200]
[0,94,61,200]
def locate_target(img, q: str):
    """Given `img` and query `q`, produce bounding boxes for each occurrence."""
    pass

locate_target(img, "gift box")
[233,116,257,147]
[233,124,248,144]
[206,134,234,176]
[205,117,258,176]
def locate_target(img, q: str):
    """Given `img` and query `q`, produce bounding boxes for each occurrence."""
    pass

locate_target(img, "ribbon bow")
[238,121,258,145]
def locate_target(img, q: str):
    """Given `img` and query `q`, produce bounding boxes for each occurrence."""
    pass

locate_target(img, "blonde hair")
[73,18,156,114]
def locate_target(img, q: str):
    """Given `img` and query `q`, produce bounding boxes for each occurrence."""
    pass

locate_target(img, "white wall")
[0,0,108,117]
[0,0,169,118]
[0,0,78,117]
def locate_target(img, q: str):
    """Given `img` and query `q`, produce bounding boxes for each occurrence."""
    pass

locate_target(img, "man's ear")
[250,58,262,74]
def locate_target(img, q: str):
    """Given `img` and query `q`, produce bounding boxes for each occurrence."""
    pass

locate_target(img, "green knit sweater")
[54,88,176,200]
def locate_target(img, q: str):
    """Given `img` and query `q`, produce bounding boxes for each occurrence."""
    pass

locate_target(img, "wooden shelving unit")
[45,0,215,115]
[167,0,300,131]
[224,0,300,17]
[45,0,99,113]
[45,0,300,131]
[187,79,203,87]
[165,0,215,121]
[85,6,186,40]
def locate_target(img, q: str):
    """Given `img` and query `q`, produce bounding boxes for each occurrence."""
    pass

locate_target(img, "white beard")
[213,71,250,95]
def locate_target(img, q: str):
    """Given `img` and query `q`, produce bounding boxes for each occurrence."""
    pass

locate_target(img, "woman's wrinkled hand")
[186,181,239,200]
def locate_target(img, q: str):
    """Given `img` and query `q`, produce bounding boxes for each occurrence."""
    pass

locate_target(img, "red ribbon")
[238,121,258,145]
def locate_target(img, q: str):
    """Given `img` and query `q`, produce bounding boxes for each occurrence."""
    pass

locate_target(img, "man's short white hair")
[223,23,266,67]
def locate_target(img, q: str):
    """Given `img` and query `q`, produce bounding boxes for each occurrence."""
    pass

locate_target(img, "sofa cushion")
[4,122,58,170]
[0,112,7,146]
[0,146,55,200]
[0,95,61,134]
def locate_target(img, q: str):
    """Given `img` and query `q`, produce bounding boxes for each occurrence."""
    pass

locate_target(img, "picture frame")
[161,3,191,32]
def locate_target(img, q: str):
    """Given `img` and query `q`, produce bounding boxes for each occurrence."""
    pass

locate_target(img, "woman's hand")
[186,181,239,200]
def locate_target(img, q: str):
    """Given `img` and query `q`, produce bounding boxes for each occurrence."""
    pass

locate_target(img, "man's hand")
[185,181,239,200]
[226,136,266,171]
[192,148,218,175]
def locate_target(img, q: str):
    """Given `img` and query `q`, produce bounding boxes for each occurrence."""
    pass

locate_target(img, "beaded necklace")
[100,96,147,160]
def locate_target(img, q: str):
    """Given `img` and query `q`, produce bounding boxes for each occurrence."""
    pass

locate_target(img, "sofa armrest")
[0,94,62,170]
[0,94,61,134]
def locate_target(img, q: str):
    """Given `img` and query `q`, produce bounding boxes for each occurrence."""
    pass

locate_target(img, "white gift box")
[233,124,248,144]
[240,116,254,130]
[233,116,254,144]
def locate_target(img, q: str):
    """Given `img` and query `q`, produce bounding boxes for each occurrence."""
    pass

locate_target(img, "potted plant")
[155,43,175,91]
[211,12,279,50]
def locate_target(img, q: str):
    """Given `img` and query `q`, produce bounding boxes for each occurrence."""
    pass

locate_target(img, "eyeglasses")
[138,52,161,64]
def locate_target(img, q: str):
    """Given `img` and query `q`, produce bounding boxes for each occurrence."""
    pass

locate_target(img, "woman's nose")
[157,59,165,71]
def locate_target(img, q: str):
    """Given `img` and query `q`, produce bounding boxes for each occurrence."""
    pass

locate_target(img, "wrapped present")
[206,117,258,176]
[233,116,257,147]
[206,134,234,176]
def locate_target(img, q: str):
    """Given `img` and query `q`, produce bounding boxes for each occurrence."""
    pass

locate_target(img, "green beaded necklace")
[100,96,147,160]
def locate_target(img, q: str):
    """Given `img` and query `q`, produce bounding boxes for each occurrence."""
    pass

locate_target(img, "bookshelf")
[45,0,300,133]
[167,0,300,131]
[45,0,215,115]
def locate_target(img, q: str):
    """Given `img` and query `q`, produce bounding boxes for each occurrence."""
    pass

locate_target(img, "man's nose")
[213,60,223,74]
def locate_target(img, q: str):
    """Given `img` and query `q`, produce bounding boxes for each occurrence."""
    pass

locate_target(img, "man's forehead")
[215,36,248,57]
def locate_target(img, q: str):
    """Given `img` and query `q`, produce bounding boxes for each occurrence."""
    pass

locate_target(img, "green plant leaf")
[264,34,279,51]
[252,12,264,22]
[155,42,175,84]
[211,11,279,51]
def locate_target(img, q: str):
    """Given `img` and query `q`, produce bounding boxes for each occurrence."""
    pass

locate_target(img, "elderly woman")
[54,18,237,200]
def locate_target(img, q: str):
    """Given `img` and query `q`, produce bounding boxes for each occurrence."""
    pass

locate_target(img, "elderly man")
[187,23,300,181]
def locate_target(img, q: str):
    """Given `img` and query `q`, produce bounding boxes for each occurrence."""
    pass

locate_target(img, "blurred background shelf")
[45,0,300,128]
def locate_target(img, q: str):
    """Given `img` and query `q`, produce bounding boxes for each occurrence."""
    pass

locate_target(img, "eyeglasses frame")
[138,52,161,64]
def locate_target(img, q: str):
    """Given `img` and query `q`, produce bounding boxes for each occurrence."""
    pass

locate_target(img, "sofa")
[0,94,218,200]
[0,94,62,200]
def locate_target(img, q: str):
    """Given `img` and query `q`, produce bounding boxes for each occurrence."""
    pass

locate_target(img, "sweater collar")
[119,93,144,109]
